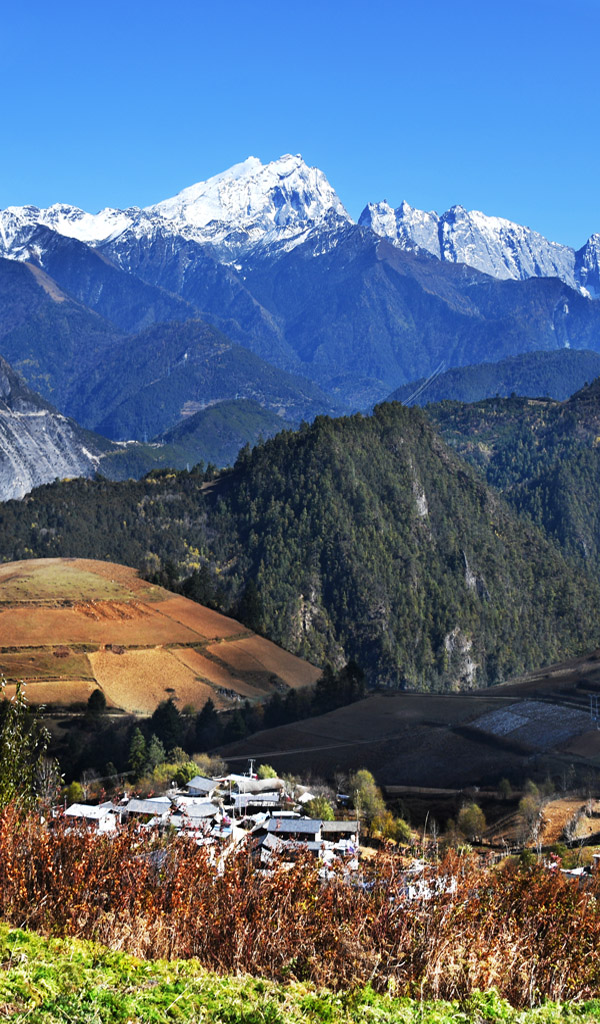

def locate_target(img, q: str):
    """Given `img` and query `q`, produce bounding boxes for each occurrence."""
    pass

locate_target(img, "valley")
[2,155,600,853]
[5,4,600,1017]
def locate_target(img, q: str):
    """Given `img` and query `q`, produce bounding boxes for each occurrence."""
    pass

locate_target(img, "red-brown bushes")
[1,807,600,1006]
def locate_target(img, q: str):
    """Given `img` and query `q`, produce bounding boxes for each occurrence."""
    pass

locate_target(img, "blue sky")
[1,0,598,247]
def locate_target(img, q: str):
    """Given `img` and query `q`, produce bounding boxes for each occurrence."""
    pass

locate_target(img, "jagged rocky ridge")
[359,199,600,296]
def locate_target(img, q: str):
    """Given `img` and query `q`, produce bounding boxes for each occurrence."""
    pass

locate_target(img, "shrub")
[304,796,335,820]
[457,802,486,842]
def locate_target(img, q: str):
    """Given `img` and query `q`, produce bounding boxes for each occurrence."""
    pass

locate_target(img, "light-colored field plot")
[169,649,265,703]
[2,680,98,706]
[0,559,139,604]
[471,701,591,751]
[89,646,234,714]
[206,636,321,692]
[0,649,93,682]
[70,559,165,601]
[155,597,247,640]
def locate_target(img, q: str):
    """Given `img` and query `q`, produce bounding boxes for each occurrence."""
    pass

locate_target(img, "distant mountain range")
[2,154,598,291]
[1,153,600,497]
[359,199,600,296]
[0,345,301,500]
[389,350,600,406]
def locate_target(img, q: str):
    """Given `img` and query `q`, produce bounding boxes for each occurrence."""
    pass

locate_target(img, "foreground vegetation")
[2,924,600,1024]
[2,808,600,1008]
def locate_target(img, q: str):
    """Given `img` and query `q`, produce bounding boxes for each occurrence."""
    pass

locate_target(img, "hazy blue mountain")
[156,398,292,467]
[389,350,600,406]
[65,318,341,440]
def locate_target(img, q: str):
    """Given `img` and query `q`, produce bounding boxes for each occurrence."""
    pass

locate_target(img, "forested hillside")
[426,379,600,577]
[1,403,598,689]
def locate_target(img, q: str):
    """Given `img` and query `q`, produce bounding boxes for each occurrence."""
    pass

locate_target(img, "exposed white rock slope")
[0,358,109,501]
[359,199,597,294]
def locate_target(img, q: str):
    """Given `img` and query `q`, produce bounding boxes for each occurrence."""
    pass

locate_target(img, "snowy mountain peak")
[1,158,598,289]
[359,199,440,257]
[362,197,587,290]
[576,233,600,297]
[0,154,350,263]
[145,153,350,253]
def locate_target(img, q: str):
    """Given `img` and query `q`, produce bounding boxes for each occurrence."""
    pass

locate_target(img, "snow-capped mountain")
[1,154,598,291]
[146,154,350,254]
[578,234,600,296]
[0,155,351,264]
[359,200,598,296]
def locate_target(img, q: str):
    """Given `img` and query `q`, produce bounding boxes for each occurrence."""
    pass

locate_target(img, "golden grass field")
[0,558,321,713]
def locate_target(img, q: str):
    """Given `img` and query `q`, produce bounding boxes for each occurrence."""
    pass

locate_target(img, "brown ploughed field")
[0,558,319,714]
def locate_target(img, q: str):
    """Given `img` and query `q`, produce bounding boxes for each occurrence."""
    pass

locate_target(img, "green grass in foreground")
[1,925,600,1024]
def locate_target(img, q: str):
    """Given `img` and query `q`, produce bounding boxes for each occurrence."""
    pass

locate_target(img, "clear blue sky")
[1,0,598,248]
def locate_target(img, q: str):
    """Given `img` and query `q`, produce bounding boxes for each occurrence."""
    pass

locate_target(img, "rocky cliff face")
[0,356,111,500]
[359,199,599,295]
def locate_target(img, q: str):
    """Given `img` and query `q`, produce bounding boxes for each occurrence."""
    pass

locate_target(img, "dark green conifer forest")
[2,402,599,689]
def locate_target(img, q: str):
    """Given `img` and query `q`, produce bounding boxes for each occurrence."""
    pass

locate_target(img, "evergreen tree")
[194,699,222,750]
[147,734,166,770]
[222,710,248,744]
[87,689,107,717]
[0,680,51,810]
[128,728,147,779]
[150,698,184,752]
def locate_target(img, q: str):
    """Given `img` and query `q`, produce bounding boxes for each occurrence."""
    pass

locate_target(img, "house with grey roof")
[64,802,117,832]
[122,797,172,823]
[186,776,218,798]
[266,818,322,841]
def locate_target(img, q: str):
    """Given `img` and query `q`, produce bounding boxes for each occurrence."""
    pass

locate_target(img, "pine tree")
[147,734,166,770]
[128,728,147,779]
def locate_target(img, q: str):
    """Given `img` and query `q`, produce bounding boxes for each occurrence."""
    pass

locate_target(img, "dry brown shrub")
[0,808,599,1005]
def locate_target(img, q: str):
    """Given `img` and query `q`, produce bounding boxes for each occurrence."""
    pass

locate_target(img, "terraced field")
[0,558,320,713]
[219,667,600,792]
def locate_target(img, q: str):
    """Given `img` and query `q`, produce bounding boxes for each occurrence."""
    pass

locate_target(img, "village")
[62,763,363,876]
[60,761,600,902]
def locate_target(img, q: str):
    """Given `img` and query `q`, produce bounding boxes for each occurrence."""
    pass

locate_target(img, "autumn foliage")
[1,806,600,1007]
